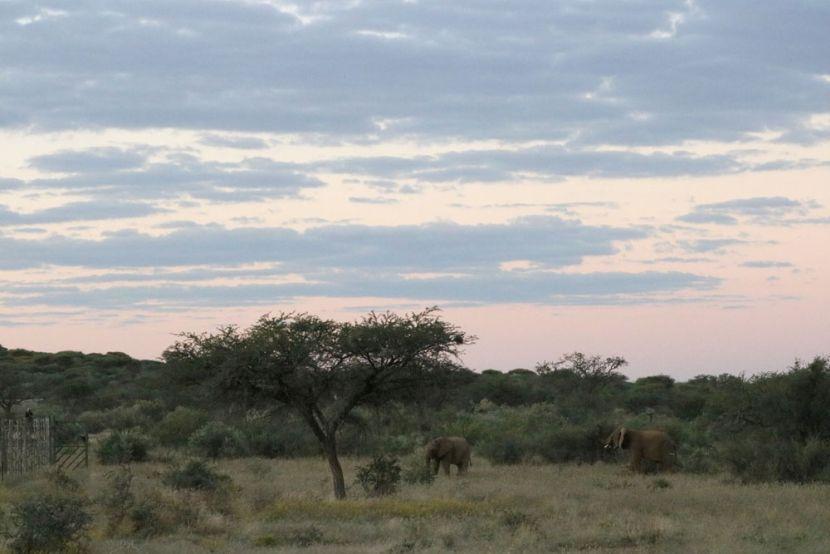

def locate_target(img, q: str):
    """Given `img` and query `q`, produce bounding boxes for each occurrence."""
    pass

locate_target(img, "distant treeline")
[2,337,829,485]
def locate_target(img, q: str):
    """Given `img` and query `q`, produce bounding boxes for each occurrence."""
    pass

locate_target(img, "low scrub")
[239,417,319,458]
[162,459,231,491]
[400,452,435,485]
[99,468,135,534]
[97,431,151,464]
[188,421,247,459]
[268,498,497,520]
[255,526,326,548]
[6,493,92,553]
[355,455,401,497]
[720,436,830,483]
[78,400,164,434]
[445,404,612,465]
[154,407,209,447]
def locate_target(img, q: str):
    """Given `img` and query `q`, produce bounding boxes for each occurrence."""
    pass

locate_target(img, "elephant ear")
[617,427,628,449]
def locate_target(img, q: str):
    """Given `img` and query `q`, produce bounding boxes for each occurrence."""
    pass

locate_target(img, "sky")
[1,0,829,379]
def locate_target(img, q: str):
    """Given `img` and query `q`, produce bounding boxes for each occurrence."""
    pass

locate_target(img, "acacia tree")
[163,308,470,499]
[535,352,628,393]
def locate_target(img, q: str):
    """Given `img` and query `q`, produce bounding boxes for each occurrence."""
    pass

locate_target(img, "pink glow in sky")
[1,1,829,378]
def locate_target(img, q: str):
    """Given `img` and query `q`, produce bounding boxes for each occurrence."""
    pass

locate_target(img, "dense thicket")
[2,339,829,483]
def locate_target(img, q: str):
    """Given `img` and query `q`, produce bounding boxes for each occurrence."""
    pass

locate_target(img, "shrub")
[401,452,435,485]
[355,455,401,497]
[7,494,92,553]
[97,431,151,464]
[240,418,317,458]
[375,434,425,456]
[500,509,536,532]
[44,469,82,493]
[255,526,324,548]
[189,421,247,459]
[479,436,524,464]
[162,459,230,491]
[534,425,600,464]
[99,468,135,534]
[651,478,672,489]
[720,436,830,483]
[129,497,166,538]
[78,400,164,434]
[154,407,209,447]
[290,526,324,547]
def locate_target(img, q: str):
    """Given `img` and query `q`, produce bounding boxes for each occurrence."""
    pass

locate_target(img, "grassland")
[3,456,830,553]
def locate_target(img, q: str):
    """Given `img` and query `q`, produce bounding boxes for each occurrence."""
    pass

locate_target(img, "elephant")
[604,427,676,473]
[425,436,471,476]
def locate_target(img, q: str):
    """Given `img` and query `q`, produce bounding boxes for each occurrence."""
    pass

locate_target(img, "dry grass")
[2,455,830,553]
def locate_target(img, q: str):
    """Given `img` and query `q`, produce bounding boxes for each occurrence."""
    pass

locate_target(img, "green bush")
[375,433,425,456]
[44,469,82,493]
[534,423,610,464]
[162,459,230,491]
[97,431,151,465]
[78,400,164,434]
[7,494,92,553]
[240,418,318,458]
[99,468,135,534]
[355,455,401,497]
[720,436,830,483]
[129,498,166,538]
[400,452,435,485]
[480,436,524,464]
[500,509,536,532]
[290,526,324,547]
[189,421,247,459]
[255,526,325,548]
[154,407,209,447]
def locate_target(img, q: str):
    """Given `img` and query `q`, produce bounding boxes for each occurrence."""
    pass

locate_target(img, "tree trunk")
[322,438,347,500]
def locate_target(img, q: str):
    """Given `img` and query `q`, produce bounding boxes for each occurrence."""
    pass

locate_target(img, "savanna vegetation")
[0,309,829,552]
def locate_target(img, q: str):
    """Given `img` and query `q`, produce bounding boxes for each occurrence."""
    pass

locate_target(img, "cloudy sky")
[1,0,828,377]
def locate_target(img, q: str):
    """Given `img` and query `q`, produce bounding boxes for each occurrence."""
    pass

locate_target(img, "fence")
[0,417,88,479]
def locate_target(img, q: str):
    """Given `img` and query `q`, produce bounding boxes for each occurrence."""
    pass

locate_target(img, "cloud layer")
[0,0,828,370]
[0,216,640,270]
[1,1,828,145]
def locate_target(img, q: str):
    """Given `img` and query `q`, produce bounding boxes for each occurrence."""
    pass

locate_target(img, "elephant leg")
[431,459,439,475]
[630,451,642,473]
[441,459,451,476]
[458,460,468,475]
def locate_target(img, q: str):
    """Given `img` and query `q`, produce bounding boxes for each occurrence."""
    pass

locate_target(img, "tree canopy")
[163,308,471,498]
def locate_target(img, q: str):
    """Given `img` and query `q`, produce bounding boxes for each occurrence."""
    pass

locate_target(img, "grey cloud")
[741,260,793,268]
[2,269,719,310]
[0,216,646,271]
[678,196,825,226]
[316,146,745,182]
[0,201,163,225]
[348,196,398,204]
[676,212,738,225]
[199,134,270,150]
[28,147,147,173]
[693,197,804,215]
[678,239,745,253]
[12,148,324,201]
[0,1,826,146]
